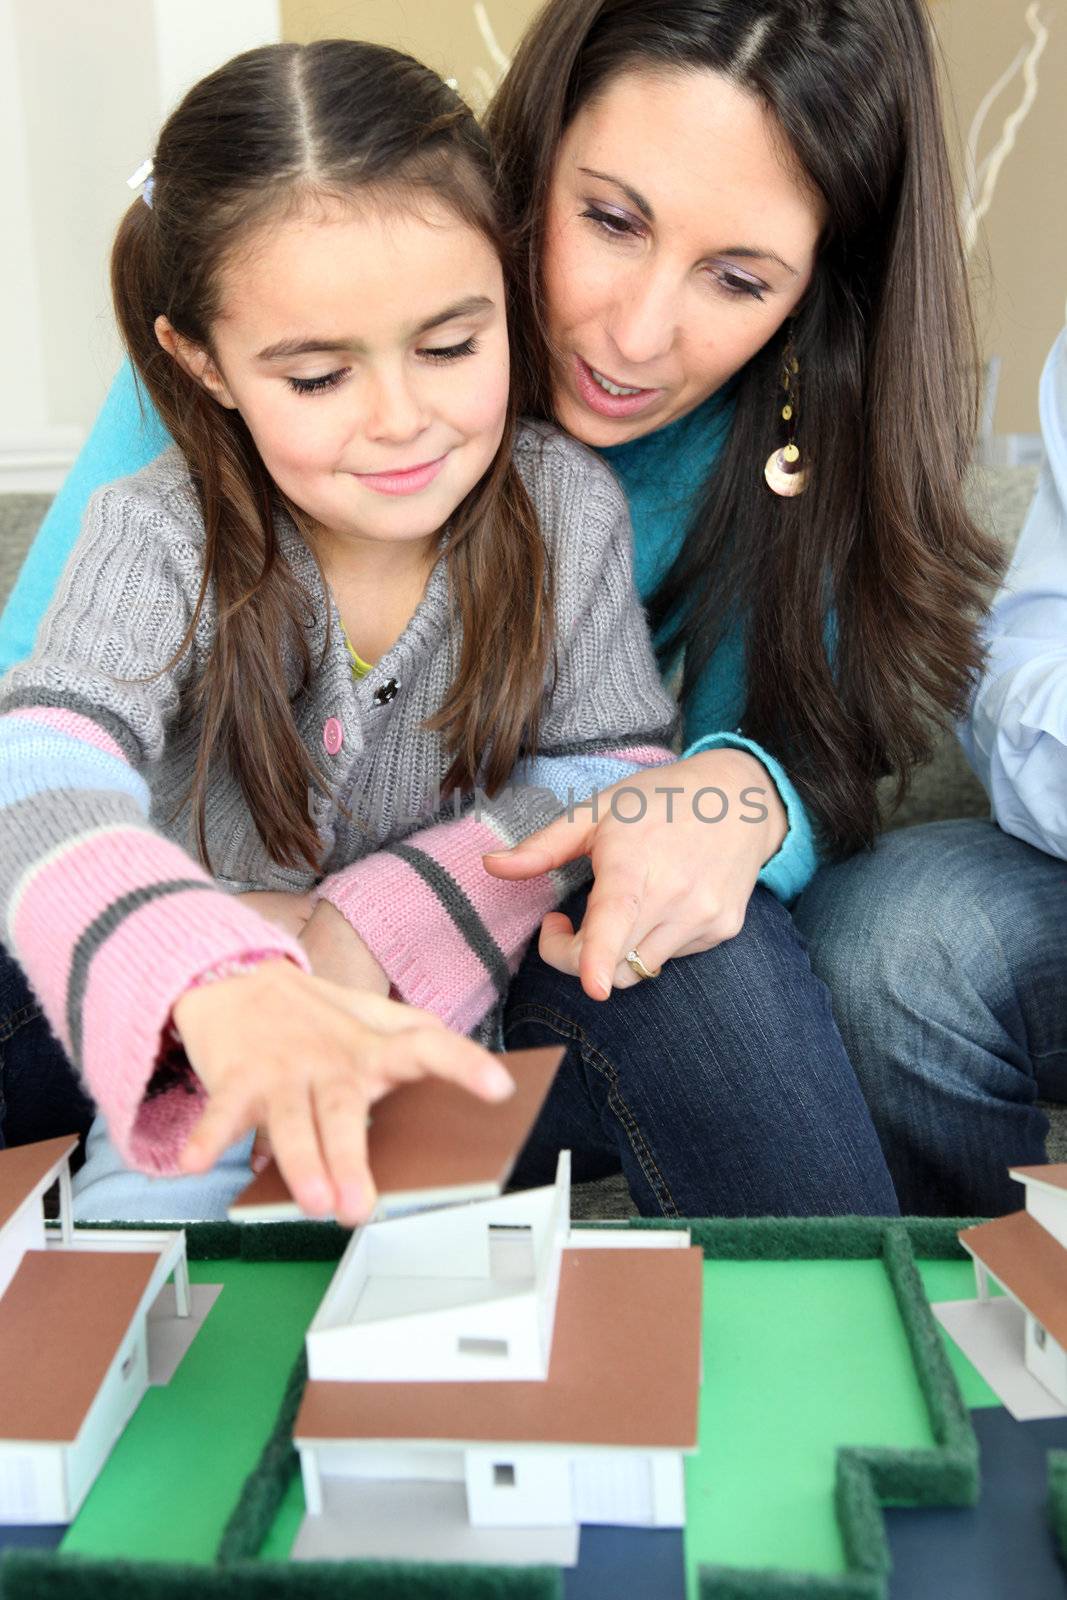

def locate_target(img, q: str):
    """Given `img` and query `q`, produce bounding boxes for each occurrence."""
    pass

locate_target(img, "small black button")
[373,678,400,706]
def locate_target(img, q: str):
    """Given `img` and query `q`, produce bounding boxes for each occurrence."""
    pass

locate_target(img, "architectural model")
[290,1151,703,1566]
[0,1135,195,1524]
[960,1162,1067,1405]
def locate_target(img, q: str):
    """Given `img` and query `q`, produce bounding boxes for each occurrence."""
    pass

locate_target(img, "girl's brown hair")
[487,0,1003,859]
[112,40,552,875]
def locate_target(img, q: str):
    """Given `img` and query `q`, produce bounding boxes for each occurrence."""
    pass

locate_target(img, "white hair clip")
[126,158,155,208]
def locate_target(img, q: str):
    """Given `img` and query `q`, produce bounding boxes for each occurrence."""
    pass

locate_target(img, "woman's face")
[542,67,826,447]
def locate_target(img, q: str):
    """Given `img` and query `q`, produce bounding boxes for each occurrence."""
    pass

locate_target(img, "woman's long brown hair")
[112,40,552,876]
[487,0,1004,859]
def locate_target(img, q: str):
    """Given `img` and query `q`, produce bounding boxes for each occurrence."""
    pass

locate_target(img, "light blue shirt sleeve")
[0,360,171,676]
[677,622,819,905]
[681,727,819,904]
[958,327,1067,859]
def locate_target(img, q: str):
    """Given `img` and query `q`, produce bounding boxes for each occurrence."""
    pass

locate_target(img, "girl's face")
[164,195,510,559]
[542,68,826,446]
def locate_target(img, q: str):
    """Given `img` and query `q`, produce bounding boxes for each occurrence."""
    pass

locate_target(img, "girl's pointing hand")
[172,958,514,1226]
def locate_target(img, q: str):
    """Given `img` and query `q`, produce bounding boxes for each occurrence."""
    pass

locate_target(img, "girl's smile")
[349,454,450,496]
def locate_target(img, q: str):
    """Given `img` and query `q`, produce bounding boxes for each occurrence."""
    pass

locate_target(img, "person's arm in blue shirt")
[958,328,1067,859]
[0,361,171,677]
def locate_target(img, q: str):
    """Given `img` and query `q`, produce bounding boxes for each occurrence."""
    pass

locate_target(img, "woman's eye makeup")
[709,267,767,302]
[581,199,770,303]
[582,203,640,238]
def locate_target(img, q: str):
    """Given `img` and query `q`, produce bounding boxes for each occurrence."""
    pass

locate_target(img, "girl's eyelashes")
[285,338,478,395]
[419,336,478,362]
[581,202,768,302]
[287,369,348,396]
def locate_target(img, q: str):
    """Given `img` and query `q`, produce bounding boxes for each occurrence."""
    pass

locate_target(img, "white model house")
[960,1162,1067,1405]
[0,1135,192,1524]
[292,1152,703,1564]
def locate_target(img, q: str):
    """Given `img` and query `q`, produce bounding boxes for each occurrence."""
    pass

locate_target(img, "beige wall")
[282,0,1065,439]
[931,0,1066,439]
[0,0,282,486]
[281,0,539,111]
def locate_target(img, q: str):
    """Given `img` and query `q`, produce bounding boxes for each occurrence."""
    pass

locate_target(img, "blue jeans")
[0,941,261,1219]
[792,819,1067,1216]
[0,942,93,1152]
[504,882,900,1217]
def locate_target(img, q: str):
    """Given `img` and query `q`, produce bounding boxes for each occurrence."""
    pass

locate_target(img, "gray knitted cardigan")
[0,420,677,1172]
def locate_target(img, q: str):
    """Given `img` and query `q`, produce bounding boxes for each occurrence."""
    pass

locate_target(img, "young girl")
[0,39,678,1223]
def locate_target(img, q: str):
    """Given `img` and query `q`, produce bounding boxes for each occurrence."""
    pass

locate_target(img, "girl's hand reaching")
[237,891,392,1176]
[172,958,514,1225]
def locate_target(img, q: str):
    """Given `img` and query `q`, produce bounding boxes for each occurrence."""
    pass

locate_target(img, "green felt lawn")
[61,1258,336,1563]
[58,1250,996,1594]
[684,1259,924,1597]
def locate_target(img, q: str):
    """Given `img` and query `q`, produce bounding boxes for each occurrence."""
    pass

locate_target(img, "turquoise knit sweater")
[595,390,816,900]
[0,363,816,900]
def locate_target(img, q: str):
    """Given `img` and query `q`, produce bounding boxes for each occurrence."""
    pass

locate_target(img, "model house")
[960,1162,1067,1405]
[0,1135,193,1525]
[291,1151,704,1564]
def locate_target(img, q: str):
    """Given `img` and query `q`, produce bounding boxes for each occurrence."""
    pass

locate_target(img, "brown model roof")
[960,1210,1067,1350]
[233,1044,565,1216]
[294,1245,703,1449]
[1010,1164,1067,1194]
[0,1250,160,1442]
[0,1135,78,1234]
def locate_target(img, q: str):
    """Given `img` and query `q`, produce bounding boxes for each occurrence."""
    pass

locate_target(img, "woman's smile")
[572,353,665,419]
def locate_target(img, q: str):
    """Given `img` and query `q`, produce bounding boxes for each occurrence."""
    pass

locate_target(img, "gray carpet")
[0,495,51,606]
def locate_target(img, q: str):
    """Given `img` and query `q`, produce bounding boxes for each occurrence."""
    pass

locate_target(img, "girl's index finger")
[396,1028,516,1103]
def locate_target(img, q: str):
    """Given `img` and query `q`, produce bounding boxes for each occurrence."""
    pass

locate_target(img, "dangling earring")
[764,333,808,497]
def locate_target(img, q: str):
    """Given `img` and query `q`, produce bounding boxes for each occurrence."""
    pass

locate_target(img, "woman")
[0,0,999,1216]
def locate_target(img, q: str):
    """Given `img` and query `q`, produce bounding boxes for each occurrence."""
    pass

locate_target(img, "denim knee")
[793,821,1018,1042]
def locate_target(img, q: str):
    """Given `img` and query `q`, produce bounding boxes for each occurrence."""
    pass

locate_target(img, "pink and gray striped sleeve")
[312,740,676,1035]
[0,478,313,1174]
[0,703,309,1172]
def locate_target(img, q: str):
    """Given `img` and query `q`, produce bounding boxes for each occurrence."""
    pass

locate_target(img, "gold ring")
[625,947,661,981]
